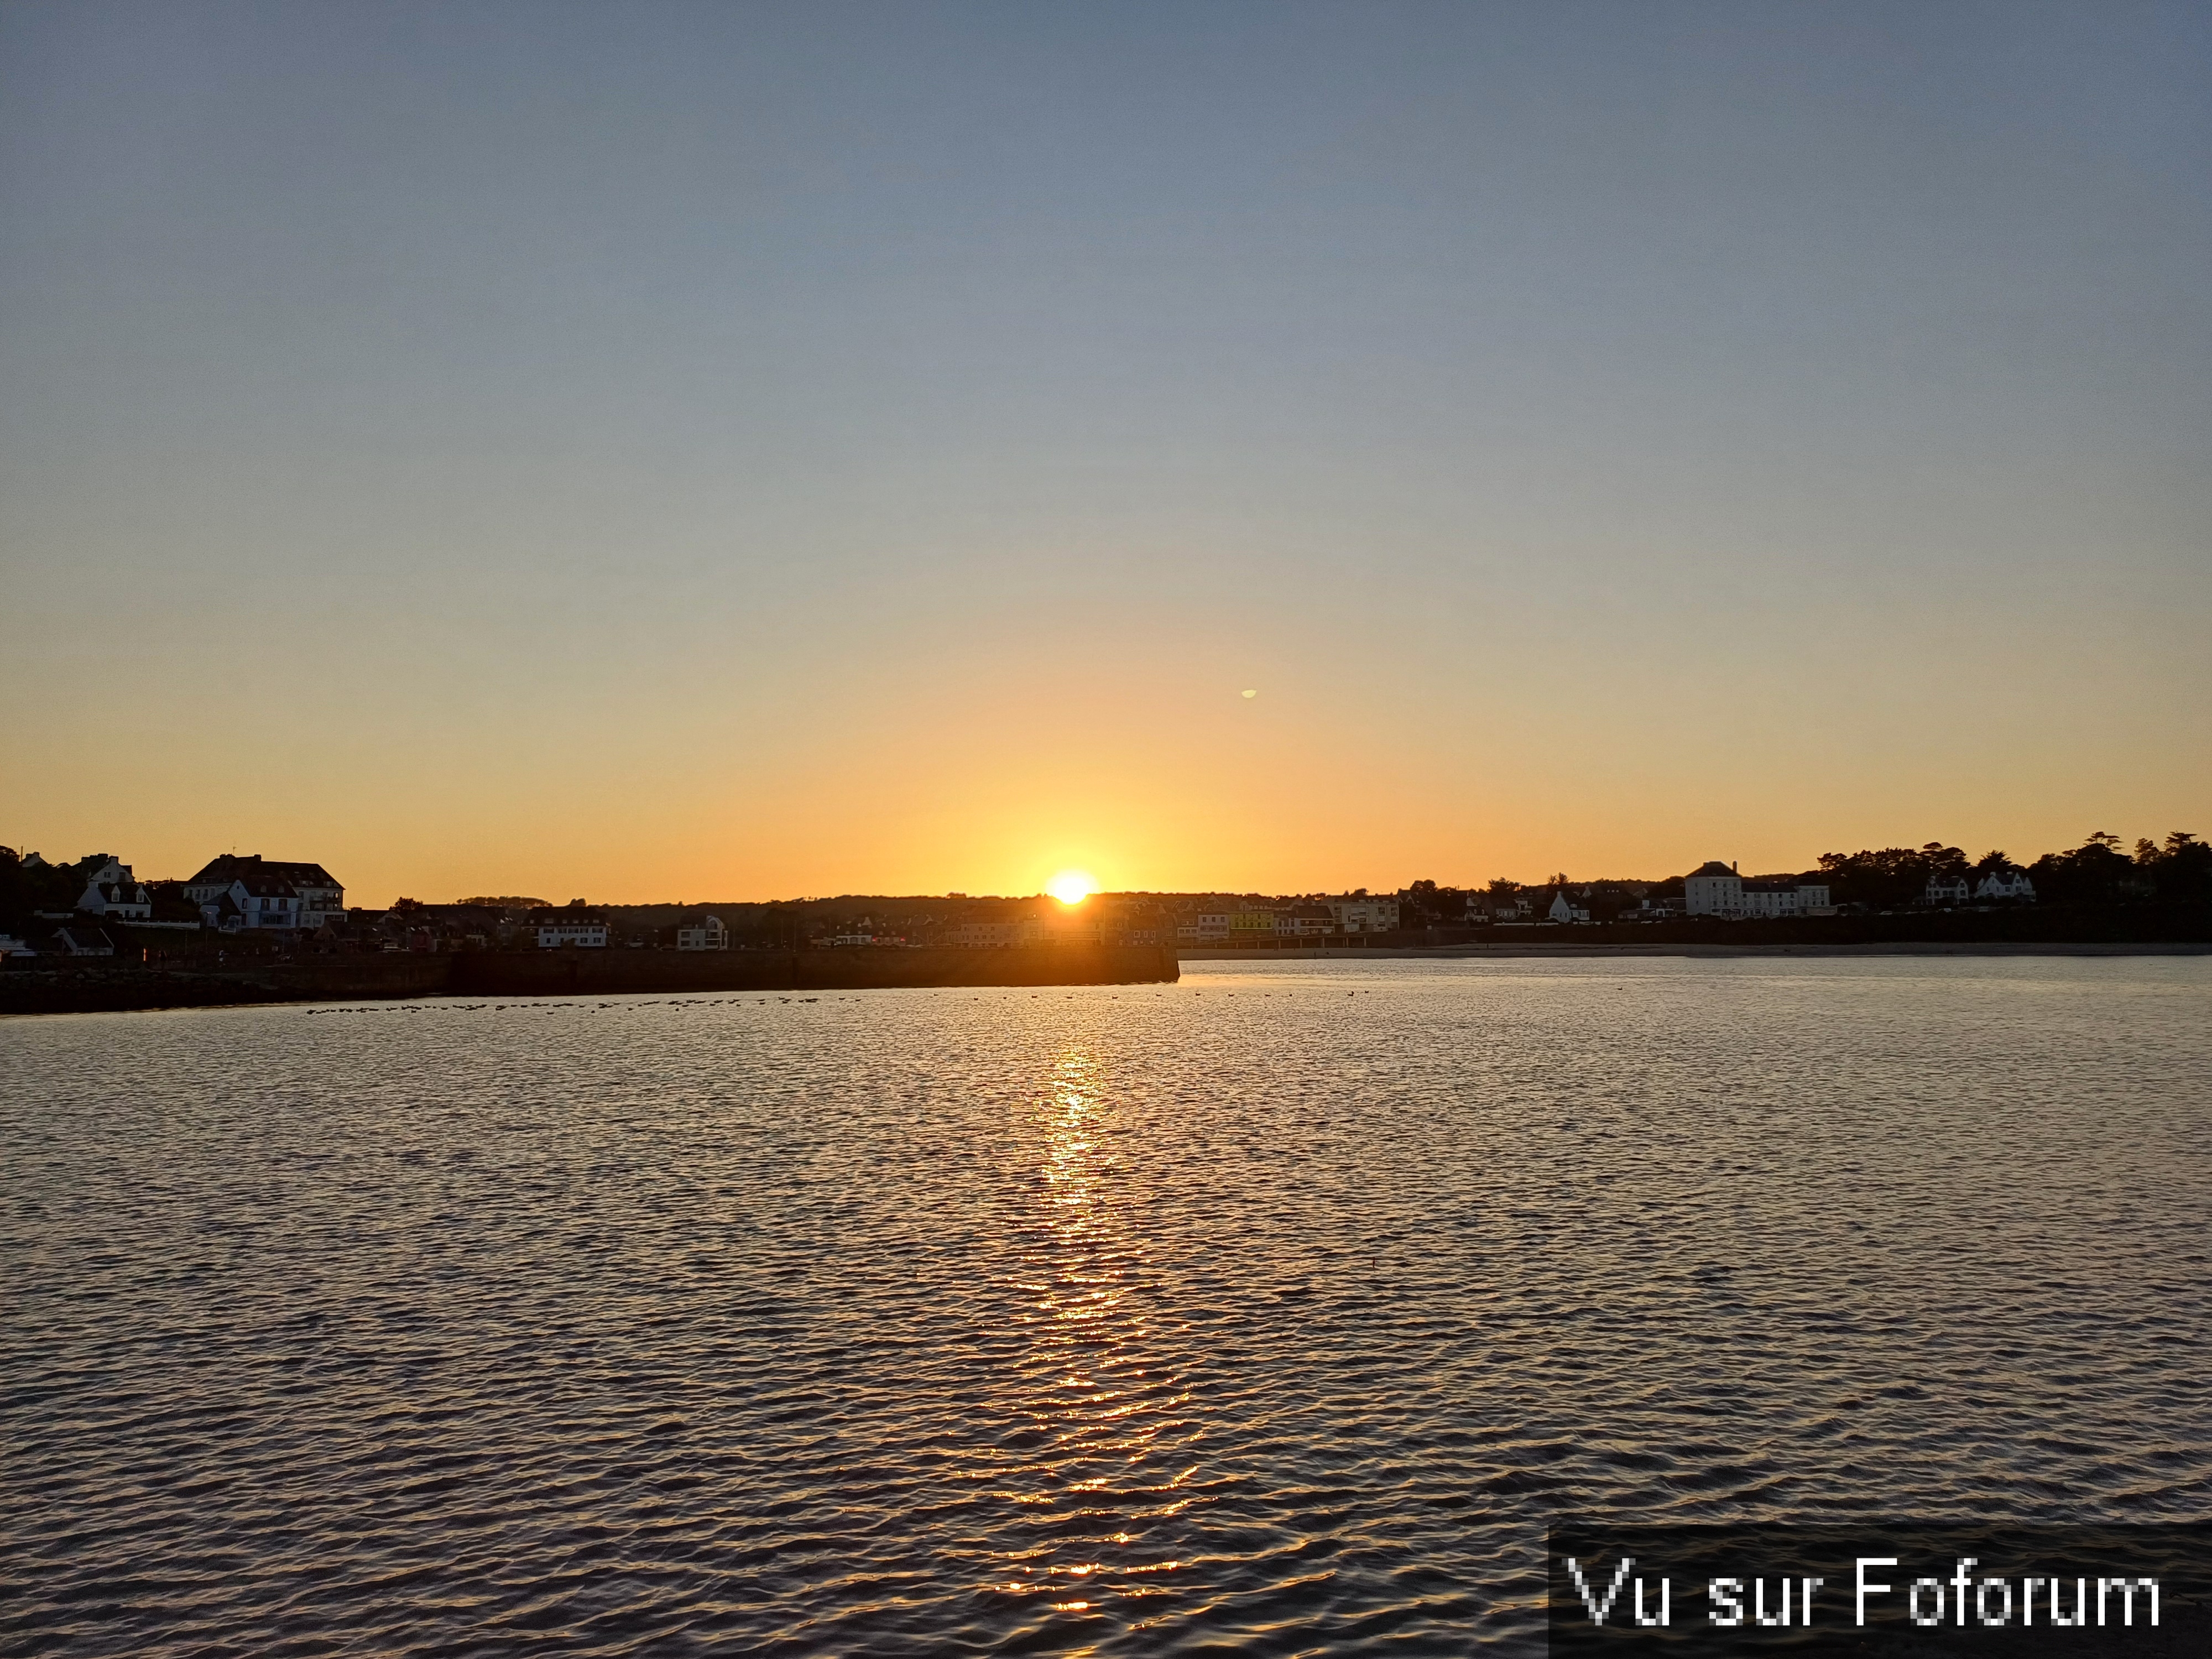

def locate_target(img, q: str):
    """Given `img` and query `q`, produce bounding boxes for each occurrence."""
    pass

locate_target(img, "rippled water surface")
[6,956,2209,1655]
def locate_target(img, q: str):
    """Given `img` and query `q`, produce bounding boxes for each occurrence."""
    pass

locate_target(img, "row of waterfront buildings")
[4,847,2038,960]
[2,852,350,957]
[1682,861,2032,915]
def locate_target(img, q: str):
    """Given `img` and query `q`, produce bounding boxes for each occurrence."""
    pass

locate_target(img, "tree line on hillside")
[0,850,199,935]
[1391,830,2208,923]
[1812,831,2209,909]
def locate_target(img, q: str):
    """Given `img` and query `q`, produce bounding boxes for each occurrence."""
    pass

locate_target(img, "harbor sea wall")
[0,953,452,1016]
[448,944,1178,996]
[0,944,1178,1016]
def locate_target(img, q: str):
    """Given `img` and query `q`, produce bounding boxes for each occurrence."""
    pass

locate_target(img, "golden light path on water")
[980,1048,1194,1621]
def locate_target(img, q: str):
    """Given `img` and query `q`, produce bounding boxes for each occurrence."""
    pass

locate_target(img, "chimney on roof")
[1731,861,1738,873]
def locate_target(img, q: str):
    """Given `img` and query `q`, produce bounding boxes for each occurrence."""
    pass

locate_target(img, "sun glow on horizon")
[1045,869,1098,906]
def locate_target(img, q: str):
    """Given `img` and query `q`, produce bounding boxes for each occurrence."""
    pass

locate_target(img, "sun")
[1045,870,1098,906]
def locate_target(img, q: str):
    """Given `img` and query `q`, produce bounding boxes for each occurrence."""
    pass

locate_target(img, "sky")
[3,1,2207,905]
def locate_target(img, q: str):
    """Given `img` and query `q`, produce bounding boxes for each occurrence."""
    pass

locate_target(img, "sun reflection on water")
[972,1047,1199,1629]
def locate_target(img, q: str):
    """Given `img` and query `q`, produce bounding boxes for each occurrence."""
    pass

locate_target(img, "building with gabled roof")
[1923,874,1971,907]
[200,868,309,932]
[675,914,729,951]
[526,902,609,948]
[1684,860,1830,917]
[185,855,343,928]
[75,855,153,921]
[52,925,116,956]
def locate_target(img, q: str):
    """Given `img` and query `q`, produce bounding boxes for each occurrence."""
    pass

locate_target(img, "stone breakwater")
[0,944,1180,1016]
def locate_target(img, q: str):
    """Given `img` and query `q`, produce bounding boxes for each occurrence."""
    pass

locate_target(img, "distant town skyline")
[4,3,2206,910]
[4,824,2199,914]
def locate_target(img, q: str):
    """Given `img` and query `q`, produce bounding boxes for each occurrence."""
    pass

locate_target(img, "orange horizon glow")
[5,634,2205,912]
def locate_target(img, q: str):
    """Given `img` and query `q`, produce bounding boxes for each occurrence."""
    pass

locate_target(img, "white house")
[1975,870,2036,902]
[1544,890,1589,924]
[202,870,307,931]
[1923,875,1971,906]
[1684,861,1831,918]
[529,903,609,948]
[1741,880,1832,917]
[185,855,344,928]
[1683,862,1744,916]
[1327,898,1400,934]
[676,914,729,951]
[76,855,153,921]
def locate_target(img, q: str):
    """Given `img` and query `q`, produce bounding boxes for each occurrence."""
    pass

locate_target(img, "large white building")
[1683,862,1743,915]
[1975,870,2036,902]
[529,903,609,947]
[1327,898,1400,934]
[202,870,311,931]
[1741,880,1832,916]
[1683,861,1832,918]
[185,855,344,929]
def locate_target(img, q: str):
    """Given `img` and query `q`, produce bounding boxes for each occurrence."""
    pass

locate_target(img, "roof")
[187,854,342,891]
[229,872,300,899]
[1688,861,1738,879]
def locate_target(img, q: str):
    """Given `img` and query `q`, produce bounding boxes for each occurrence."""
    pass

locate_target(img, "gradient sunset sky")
[4,1,2207,906]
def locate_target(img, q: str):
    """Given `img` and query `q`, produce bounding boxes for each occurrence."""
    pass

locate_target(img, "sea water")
[4,956,2208,1655]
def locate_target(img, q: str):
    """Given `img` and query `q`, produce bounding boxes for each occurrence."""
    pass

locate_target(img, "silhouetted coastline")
[0,942,1180,1018]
